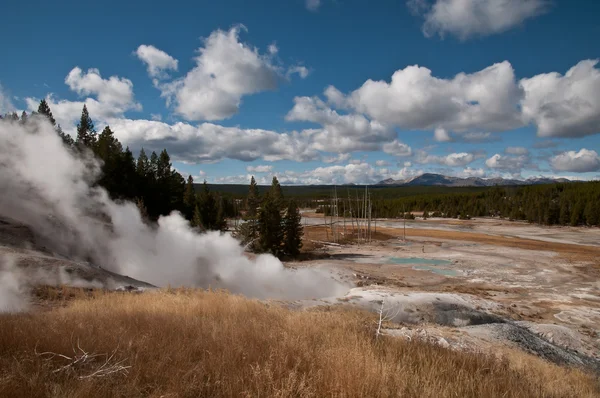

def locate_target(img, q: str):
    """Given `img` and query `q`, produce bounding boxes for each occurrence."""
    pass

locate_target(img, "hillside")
[379,173,573,187]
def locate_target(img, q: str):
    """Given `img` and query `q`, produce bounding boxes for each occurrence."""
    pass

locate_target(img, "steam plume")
[0,119,348,301]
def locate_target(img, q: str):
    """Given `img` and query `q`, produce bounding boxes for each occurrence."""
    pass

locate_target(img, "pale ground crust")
[289,214,600,369]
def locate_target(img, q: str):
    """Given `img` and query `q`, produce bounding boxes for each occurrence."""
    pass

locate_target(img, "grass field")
[1,287,598,397]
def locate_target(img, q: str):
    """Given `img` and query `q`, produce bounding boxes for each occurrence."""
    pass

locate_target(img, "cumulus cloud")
[485,153,530,172]
[109,118,318,163]
[135,45,179,78]
[274,162,422,185]
[306,0,321,11]
[323,153,351,164]
[0,83,15,114]
[246,165,273,173]
[382,140,413,157]
[550,149,600,173]
[286,96,395,152]
[520,59,600,138]
[24,67,142,139]
[505,146,529,155]
[337,61,522,133]
[65,67,141,111]
[375,160,390,167]
[416,151,477,167]
[461,167,486,178]
[409,0,550,40]
[434,127,452,142]
[157,25,280,121]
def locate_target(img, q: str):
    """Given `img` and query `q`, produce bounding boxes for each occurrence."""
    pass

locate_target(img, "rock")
[437,337,450,349]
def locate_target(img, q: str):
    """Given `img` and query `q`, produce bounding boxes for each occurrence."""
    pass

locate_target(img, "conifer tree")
[183,175,196,220]
[136,148,150,177]
[149,151,159,180]
[37,99,56,126]
[258,192,283,256]
[56,125,74,146]
[283,200,303,257]
[246,176,260,218]
[20,111,27,124]
[76,105,96,147]
[192,204,204,230]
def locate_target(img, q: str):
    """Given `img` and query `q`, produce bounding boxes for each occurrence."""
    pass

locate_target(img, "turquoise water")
[412,265,458,276]
[388,257,451,266]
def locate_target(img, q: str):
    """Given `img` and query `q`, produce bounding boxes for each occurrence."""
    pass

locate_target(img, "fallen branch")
[35,339,131,379]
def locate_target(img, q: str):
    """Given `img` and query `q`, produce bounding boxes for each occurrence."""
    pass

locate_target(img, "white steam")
[0,256,28,313]
[0,119,349,300]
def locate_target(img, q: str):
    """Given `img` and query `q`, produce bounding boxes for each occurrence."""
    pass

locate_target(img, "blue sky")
[1,0,599,184]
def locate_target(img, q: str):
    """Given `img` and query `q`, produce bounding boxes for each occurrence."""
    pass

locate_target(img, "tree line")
[3,102,237,229]
[234,176,303,258]
[325,183,600,227]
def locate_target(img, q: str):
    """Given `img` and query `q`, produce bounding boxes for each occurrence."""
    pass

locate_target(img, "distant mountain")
[378,173,572,187]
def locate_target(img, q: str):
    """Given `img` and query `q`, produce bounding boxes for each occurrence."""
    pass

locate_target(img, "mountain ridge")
[378,173,572,187]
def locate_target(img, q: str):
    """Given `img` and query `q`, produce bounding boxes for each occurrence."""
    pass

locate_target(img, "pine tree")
[156,149,172,181]
[283,200,303,257]
[258,192,283,256]
[149,151,159,180]
[246,176,260,218]
[56,125,74,146]
[270,176,284,210]
[76,105,96,148]
[136,148,150,177]
[192,204,204,230]
[20,111,28,124]
[37,99,56,126]
[183,175,196,220]
[94,126,122,162]
[559,201,570,225]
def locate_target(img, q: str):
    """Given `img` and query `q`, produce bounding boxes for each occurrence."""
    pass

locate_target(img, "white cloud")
[550,149,600,173]
[323,153,351,164]
[461,167,486,178]
[520,59,600,138]
[403,161,412,167]
[65,67,141,111]
[25,68,142,139]
[410,0,550,40]
[306,0,321,11]
[382,140,413,157]
[246,165,273,173]
[416,151,476,167]
[505,146,529,155]
[340,61,523,133]
[485,153,529,171]
[268,43,278,55]
[287,66,310,79]
[158,25,280,121]
[375,160,390,167]
[273,162,423,185]
[135,45,178,78]
[324,85,348,108]
[150,113,162,121]
[108,118,318,164]
[286,96,395,152]
[0,83,15,114]
[434,127,452,142]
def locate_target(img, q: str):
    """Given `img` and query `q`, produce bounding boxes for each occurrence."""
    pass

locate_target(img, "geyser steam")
[0,118,348,299]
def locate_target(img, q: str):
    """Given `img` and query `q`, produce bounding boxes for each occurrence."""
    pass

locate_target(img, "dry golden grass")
[0,288,598,397]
